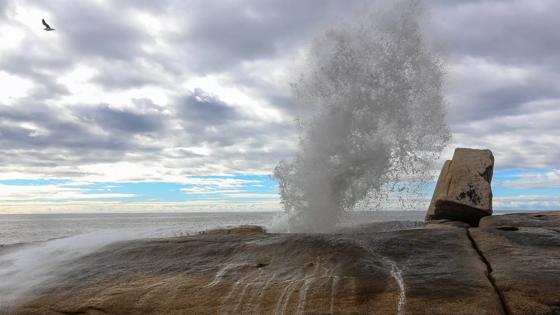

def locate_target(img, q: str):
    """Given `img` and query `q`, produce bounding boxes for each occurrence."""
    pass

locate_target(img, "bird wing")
[42,19,51,28]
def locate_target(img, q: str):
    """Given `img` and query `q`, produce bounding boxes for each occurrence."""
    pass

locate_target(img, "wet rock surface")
[424,219,471,229]
[11,227,502,315]
[7,212,560,315]
[479,211,560,229]
[426,148,494,226]
[471,211,560,315]
[470,226,560,315]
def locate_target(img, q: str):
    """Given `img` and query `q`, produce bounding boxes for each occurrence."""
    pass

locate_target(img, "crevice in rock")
[50,306,108,315]
[465,229,511,315]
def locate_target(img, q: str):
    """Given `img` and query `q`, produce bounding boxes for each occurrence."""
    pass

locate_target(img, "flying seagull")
[42,19,55,31]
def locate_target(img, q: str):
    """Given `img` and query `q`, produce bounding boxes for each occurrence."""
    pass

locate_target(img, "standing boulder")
[425,148,494,226]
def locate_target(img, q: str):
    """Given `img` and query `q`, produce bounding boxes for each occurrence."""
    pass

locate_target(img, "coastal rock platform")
[9,212,560,315]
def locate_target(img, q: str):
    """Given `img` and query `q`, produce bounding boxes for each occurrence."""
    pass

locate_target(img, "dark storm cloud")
[178,89,239,126]
[0,104,128,151]
[170,0,363,72]
[434,0,560,66]
[0,101,166,169]
[172,88,297,150]
[448,78,560,124]
[0,87,295,175]
[425,0,560,169]
[91,69,160,90]
[0,1,8,16]
[176,89,258,146]
[76,104,165,133]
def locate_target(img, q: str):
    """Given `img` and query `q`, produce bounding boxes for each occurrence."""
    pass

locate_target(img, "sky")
[0,0,559,213]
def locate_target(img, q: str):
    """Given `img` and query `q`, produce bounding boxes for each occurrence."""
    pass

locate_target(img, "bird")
[42,19,55,31]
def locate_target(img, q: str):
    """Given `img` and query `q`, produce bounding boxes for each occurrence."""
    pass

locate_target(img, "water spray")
[275,1,450,232]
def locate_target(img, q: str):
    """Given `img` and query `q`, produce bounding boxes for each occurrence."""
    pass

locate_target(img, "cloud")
[434,0,560,67]
[168,0,361,73]
[178,89,240,127]
[0,0,559,189]
[76,102,166,133]
[40,1,152,60]
[90,60,165,90]
[494,194,560,210]
[0,102,136,152]
[223,193,279,199]
[0,183,136,202]
[433,1,560,170]
[180,187,246,195]
[498,169,560,189]
[445,58,560,124]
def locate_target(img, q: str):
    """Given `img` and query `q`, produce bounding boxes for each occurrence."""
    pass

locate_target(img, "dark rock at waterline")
[426,148,494,226]
[425,219,471,229]
[336,220,425,234]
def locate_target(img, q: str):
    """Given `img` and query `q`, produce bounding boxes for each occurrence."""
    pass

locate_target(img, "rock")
[426,148,494,226]
[13,227,503,315]
[200,225,268,236]
[479,211,560,229]
[425,219,471,229]
[494,225,519,231]
[9,212,560,315]
[336,220,424,234]
[469,226,560,315]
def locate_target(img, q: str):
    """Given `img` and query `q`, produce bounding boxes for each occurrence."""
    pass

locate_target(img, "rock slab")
[479,211,560,229]
[426,148,494,226]
[6,212,560,315]
[11,227,503,315]
[470,226,560,315]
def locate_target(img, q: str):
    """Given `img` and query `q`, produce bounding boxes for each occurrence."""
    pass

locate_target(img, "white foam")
[384,257,406,315]
[329,276,340,315]
[206,263,244,287]
[356,240,407,314]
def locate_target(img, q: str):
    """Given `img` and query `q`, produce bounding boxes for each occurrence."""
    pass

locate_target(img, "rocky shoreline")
[3,211,558,315]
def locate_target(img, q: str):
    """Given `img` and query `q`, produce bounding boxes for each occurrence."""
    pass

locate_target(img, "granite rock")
[426,148,494,226]
[9,212,560,315]
[470,226,560,315]
[479,211,560,229]
[12,227,503,315]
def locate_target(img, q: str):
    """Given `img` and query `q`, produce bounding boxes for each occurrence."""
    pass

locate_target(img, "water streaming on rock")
[274,0,450,233]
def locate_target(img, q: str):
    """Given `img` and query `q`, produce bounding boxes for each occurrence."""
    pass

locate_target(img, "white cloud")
[223,193,279,199]
[498,169,560,189]
[0,183,135,202]
[0,71,34,104]
[494,194,560,210]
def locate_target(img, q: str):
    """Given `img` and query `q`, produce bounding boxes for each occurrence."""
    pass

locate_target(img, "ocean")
[0,211,428,246]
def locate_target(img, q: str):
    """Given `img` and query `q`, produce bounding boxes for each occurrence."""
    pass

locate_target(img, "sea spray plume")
[274,1,450,233]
